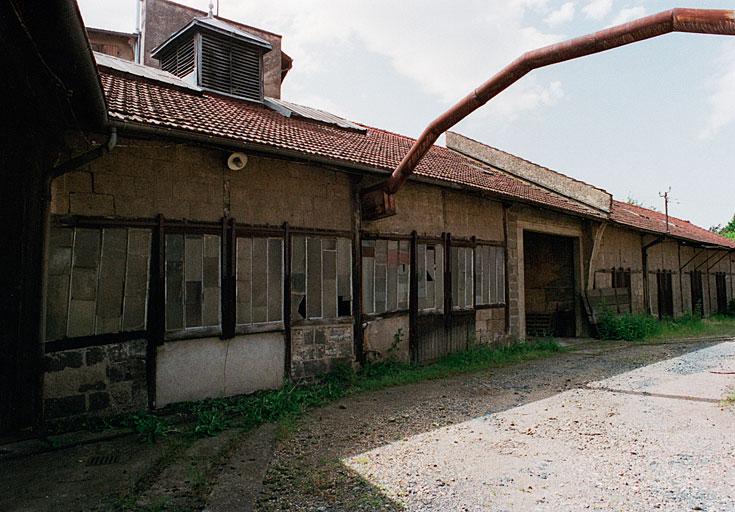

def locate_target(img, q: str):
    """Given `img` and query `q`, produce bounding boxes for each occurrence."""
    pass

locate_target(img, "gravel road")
[257,339,735,511]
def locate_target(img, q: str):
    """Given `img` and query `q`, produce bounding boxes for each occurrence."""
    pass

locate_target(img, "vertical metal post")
[146,214,165,409]
[283,222,292,378]
[350,180,364,365]
[221,216,236,339]
[502,204,511,335]
[409,231,418,364]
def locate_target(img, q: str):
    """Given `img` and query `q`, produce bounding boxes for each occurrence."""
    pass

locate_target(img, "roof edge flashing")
[446,131,612,213]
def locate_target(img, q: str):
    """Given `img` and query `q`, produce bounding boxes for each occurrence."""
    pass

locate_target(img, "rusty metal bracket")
[360,8,735,221]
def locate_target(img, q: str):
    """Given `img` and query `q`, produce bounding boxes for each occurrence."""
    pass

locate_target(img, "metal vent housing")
[151,16,272,102]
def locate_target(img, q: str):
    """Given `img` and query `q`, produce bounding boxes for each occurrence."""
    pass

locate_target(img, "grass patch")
[161,340,563,434]
[597,310,735,342]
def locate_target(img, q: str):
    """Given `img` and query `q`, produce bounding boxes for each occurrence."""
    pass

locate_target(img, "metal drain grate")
[87,453,120,466]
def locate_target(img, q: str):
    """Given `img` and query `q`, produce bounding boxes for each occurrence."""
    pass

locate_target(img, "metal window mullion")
[92,228,105,334]
[64,228,77,338]
[120,228,130,333]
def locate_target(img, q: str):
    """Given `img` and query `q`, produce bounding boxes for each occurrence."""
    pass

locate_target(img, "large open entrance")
[523,231,577,337]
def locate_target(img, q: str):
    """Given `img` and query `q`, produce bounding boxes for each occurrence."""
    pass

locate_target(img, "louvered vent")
[159,38,195,78]
[200,33,262,101]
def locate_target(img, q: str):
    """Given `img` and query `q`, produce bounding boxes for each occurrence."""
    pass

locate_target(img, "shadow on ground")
[0,339,727,511]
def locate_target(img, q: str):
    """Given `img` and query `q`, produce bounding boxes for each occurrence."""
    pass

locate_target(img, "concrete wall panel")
[156,333,284,407]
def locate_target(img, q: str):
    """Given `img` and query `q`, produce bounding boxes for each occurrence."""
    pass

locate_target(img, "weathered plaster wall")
[43,339,148,420]
[593,225,645,313]
[363,315,410,362]
[362,182,504,241]
[51,139,352,232]
[156,333,284,407]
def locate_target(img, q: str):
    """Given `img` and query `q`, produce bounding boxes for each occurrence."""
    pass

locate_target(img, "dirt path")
[255,339,735,511]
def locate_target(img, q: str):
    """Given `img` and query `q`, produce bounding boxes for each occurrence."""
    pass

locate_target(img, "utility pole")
[659,187,671,233]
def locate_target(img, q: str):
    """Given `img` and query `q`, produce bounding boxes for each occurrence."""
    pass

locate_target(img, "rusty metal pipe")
[381,8,735,196]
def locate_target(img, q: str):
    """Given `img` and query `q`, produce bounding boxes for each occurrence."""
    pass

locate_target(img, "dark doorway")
[656,271,674,319]
[523,231,576,337]
[715,273,728,315]
[690,271,704,317]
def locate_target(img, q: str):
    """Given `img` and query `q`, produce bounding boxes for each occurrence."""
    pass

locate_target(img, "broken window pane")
[306,238,322,319]
[45,225,151,341]
[362,238,410,315]
[294,236,351,320]
[397,241,410,310]
[418,242,443,312]
[337,238,352,317]
[291,236,306,320]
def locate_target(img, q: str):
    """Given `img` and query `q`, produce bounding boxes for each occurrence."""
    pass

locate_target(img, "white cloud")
[544,2,575,26]
[197,1,566,120]
[582,0,613,21]
[609,5,646,25]
[699,43,735,139]
[77,0,568,124]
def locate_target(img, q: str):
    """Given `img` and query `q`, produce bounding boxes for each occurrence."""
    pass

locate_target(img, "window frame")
[163,228,223,340]
[291,234,353,324]
[360,236,411,317]
[234,234,285,334]
[416,240,445,314]
[474,243,507,308]
[45,219,154,344]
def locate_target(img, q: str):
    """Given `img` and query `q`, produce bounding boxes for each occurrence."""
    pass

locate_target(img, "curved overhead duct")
[360,8,735,220]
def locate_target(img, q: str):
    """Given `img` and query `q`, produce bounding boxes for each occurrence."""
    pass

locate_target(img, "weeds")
[163,340,563,435]
[128,412,173,443]
[597,309,735,342]
[193,406,228,437]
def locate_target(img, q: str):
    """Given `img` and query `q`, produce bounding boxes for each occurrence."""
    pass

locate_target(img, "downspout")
[37,127,116,429]
[360,8,735,219]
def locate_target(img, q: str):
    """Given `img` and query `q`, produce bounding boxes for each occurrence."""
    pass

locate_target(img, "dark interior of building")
[524,231,576,337]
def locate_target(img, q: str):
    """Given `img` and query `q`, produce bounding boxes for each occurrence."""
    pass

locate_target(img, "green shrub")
[728,299,735,317]
[597,310,660,341]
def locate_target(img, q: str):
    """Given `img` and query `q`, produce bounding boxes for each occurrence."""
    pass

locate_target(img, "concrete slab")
[344,342,735,511]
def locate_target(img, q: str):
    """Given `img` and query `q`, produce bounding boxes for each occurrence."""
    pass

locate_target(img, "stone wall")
[43,340,147,420]
[290,323,354,379]
[475,308,507,346]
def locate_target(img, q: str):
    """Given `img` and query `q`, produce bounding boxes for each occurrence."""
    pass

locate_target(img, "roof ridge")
[449,131,611,196]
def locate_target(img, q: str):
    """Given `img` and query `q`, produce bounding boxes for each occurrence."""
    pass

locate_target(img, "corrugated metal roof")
[264,97,366,132]
[94,52,200,91]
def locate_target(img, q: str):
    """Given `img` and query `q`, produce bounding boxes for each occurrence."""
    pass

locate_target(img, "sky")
[77,0,735,229]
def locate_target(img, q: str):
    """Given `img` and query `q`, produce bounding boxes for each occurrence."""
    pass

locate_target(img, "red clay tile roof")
[611,200,735,248]
[99,67,734,249]
[100,69,604,219]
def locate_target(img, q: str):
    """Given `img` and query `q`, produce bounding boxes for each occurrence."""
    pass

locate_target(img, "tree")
[713,214,735,240]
